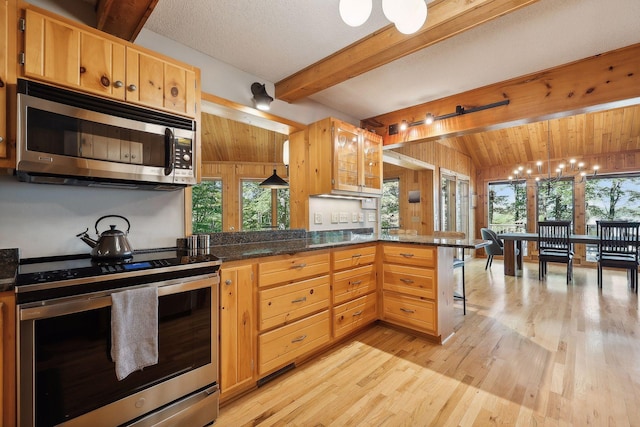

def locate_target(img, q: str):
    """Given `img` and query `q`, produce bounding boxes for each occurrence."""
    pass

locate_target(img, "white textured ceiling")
[143,0,640,120]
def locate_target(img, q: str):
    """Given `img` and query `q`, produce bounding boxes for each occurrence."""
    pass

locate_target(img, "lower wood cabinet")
[1,291,16,427]
[258,310,330,376]
[333,293,377,339]
[219,264,255,401]
[382,292,436,334]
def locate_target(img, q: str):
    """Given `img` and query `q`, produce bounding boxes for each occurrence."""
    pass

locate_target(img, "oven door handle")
[19,276,216,321]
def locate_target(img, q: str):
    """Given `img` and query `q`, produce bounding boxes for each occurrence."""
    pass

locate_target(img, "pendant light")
[260,134,289,189]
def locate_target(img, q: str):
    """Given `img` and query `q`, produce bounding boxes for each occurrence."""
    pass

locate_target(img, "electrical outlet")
[331,212,339,223]
[352,212,359,222]
[339,212,349,223]
[314,212,323,224]
[358,213,364,222]
[367,212,376,222]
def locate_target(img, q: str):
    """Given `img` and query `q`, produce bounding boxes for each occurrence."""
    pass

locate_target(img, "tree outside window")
[191,180,223,233]
[381,178,400,230]
[242,180,289,230]
[488,181,527,233]
[537,179,574,222]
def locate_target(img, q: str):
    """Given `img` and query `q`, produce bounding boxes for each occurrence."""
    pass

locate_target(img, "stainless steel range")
[15,249,221,427]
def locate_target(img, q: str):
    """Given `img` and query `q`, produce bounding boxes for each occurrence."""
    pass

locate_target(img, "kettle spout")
[76,228,98,248]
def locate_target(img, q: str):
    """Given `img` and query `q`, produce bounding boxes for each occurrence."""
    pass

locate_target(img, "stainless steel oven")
[16,251,221,427]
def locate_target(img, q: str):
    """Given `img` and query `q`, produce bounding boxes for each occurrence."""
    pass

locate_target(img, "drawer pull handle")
[400,308,415,314]
[291,296,307,304]
[224,279,232,285]
[291,334,307,343]
[352,310,363,316]
[400,253,414,258]
[352,254,362,258]
[351,280,362,285]
[400,278,414,284]
[291,263,307,269]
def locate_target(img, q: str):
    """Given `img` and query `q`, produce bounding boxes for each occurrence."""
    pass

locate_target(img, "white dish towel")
[111,286,159,381]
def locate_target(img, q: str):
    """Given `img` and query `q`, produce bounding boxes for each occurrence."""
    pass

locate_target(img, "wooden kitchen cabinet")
[307,117,383,196]
[331,244,377,339]
[22,8,126,100]
[1,291,16,427]
[219,263,255,401]
[0,0,10,163]
[381,244,439,335]
[257,250,331,377]
[126,47,196,117]
[21,6,198,118]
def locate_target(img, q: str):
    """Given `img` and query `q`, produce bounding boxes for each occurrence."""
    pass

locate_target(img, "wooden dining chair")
[537,220,574,284]
[596,221,640,292]
[433,231,467,314]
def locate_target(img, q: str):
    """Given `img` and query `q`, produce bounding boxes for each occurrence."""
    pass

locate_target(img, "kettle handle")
[95,215,131,234]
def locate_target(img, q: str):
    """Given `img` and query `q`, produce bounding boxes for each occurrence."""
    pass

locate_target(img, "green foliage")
[242,181,290,230]
[585,176,640,222]
[191,180,222,233]
[537,180,573,221]
[381,179,400,228]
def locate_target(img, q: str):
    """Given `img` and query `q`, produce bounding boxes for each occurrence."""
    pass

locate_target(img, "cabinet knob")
[114,80,124,88]
[225,279,232,285]
[0,136,3,143]
[128,84,137,92]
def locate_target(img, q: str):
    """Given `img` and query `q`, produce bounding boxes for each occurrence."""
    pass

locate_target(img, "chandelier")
[339,0,428,35]
[508,120,599,184]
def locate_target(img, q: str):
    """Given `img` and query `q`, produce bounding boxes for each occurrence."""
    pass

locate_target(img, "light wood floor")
[216,260,640,426]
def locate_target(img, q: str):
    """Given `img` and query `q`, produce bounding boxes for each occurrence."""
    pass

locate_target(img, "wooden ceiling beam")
[96,0,159,42]
[275,0,541,103]
[362,43,640,150]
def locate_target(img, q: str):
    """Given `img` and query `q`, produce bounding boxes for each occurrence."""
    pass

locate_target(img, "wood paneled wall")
[199,161,288,232]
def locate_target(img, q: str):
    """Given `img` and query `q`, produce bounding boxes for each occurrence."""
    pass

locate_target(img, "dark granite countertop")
[0,248,19,292]
[1,229,489,291]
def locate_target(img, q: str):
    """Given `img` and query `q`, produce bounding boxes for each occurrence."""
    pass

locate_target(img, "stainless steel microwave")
[15,79,197,190]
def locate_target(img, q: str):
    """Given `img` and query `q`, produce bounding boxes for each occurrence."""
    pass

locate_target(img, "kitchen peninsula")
[204,228,488,402]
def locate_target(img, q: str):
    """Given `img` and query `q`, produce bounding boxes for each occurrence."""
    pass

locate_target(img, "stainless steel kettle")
[76,215,134,259]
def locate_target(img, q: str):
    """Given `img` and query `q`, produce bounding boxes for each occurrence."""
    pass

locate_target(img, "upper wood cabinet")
[0,0,9,162]
[21,7,198,118]
[307,117,383,196]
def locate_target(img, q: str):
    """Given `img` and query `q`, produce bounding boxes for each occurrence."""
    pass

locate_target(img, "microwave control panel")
[174,137,194,182]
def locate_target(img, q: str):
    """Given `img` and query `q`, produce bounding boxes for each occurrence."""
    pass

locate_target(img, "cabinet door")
[360,130,383,194]
[220,265,254,397]
[0,0,7,160]
[332,121,360,193]
[23,9,80,88]
[1,291,16,427]
[79,32,125,99]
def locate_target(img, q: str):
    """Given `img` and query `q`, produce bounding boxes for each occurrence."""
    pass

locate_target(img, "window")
[191,179,223,233]
[381,178,400,230]
[441,173,470,233]
[537,179,574,222]
[584,174,640,261]
[487,181,527,233]
[241,180,290,230]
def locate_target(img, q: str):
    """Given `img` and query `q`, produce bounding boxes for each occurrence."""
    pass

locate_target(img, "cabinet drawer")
[333,264,376,305]
[382,244,435,267]
[333,293,377,339]
[383,293,436,334]
[382,264,435,300]
[259,276,330,331]
[259,252,330,287]
[259,310,330,376]
[332,244,376,271]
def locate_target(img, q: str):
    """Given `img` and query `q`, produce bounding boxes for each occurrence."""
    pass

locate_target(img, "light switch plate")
[331,212,339,223]
[358,213,364,222]
[339,212,349,223]
[352,212,359,222]
[367,212,376,222]
[314,212,323,224]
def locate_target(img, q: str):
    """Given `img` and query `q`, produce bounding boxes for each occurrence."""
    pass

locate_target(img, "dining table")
[498,232,600,276]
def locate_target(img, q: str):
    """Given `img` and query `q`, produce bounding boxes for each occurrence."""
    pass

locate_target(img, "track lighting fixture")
[251,82,274,111]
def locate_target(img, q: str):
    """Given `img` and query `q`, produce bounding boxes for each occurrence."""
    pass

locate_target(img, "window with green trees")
[584,174,640,261]
[381,178,400,230]
[487,181,527,233]
[191,180,223,233]
[537,179,574,222]
[241,180,290,230]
